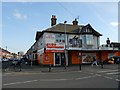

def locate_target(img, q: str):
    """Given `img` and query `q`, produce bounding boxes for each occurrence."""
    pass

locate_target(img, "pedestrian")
[64,59,66,69]
[91,56,98,66]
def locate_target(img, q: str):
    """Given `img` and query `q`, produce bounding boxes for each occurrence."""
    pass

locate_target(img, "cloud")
[13,10,27,20]
[110,22,119,27]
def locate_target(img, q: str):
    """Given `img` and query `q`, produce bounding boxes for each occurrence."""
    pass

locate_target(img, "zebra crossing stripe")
[106,72,120,75]
[98,70,118,73]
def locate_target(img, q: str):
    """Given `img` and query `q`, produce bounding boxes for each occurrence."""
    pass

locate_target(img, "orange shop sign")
[45,50,64,53]
[46,43,64,48]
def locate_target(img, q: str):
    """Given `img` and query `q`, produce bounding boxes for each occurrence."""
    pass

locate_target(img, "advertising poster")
[68,35,82,49]
[82,53,96,63]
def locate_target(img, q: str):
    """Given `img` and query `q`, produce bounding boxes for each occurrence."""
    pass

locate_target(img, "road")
[2,64,120,88]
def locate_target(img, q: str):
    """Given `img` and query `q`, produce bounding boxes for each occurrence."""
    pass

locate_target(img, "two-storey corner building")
[35,16,102,66]
[27,15,120,66]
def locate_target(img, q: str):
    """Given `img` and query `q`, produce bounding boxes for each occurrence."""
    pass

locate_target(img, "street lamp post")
[64,21,67,69]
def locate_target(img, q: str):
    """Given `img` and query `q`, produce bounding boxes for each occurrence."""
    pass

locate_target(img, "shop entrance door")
[55,53,65,66]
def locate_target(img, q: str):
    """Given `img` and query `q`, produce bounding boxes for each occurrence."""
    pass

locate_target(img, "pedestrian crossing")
[97,69,119,75]
[97,69,120,82]
[106,72,120,75]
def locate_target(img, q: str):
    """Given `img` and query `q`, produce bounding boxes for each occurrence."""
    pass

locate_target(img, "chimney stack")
[72,18,78,25]
[51,15,57,26]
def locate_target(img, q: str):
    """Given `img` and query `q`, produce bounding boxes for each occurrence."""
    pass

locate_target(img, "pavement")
[1,64,104,72]
[2,63,119,73]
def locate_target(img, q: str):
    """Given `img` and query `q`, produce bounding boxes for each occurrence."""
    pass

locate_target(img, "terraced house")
[0,47,14,59]
[26,15,120,66]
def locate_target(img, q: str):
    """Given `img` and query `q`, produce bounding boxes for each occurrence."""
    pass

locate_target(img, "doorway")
[55,53,65,66]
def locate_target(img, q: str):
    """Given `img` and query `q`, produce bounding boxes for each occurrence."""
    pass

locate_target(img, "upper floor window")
[86,35,93,45]
[86,28,92,33]
[83,35,93,45]
[86,29,89,32]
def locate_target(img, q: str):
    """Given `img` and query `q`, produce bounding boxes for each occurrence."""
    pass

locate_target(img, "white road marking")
[3,73,11,75]
[4,70,119,86]
[75,75,97,80]
[98,70,118,73]
[116,79,120,82]
[89,73,94,74]
[106,72,120,75]
[2,72,46,76]
[48,71,82,74]
[3,80,38,86]
[104,76,113,80]
[95,74,102,76]
[40,79,68,81]
[3,75,99,86]
[2,73,12,76]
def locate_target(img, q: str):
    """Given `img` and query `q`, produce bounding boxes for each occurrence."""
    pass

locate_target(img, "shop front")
[38,49,120,66]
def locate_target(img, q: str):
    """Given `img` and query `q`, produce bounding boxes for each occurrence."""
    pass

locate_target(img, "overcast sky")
[1,0,119,53]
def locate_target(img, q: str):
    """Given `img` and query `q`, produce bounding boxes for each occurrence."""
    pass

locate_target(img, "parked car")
[12,59,18,65]
[104,56,120,64]
[2,58,9,62]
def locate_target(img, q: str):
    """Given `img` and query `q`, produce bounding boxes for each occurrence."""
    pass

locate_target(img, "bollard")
[64,64,66,69]
[101,61,103,69]
[79,64,81,70]
[49,64,51,72]
[101,64,103,68]
[64,61,66,69]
